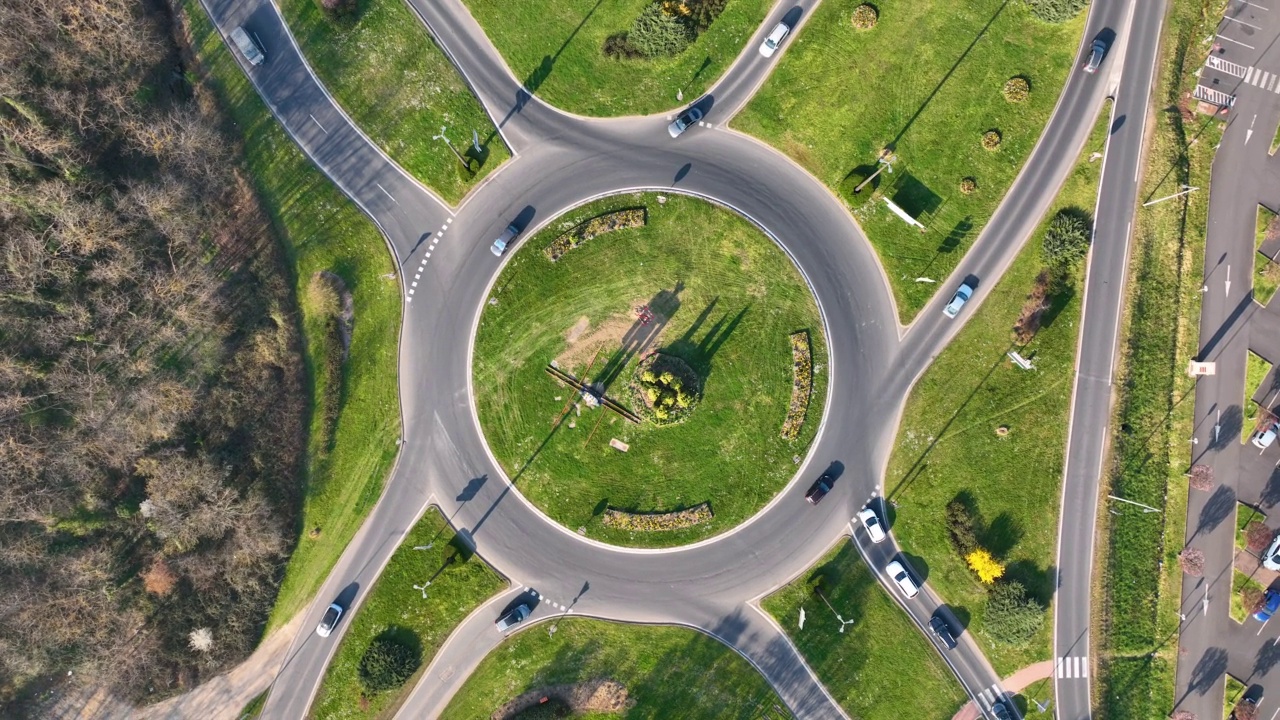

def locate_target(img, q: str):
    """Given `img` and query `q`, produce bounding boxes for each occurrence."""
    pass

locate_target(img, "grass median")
[1245,351,1272,440]
[180,1,402,633]
[735,0,1084,322]
[474,192,828,547]
[1255,204,1279,305]
[311,507,506,719]
[762,541,965,720]
[1094,0,1222,716]
[276,0,510,203]
[440,618,786,719]
[460,0,772,116]
[880,103,1110,675]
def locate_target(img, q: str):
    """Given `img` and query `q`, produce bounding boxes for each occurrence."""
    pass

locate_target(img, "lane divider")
[407,217,454,303]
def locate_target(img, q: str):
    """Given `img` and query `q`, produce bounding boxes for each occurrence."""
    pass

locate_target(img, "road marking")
[1235,0,1269,10]
[1208,55,1249,77]
[446,217,453,224]
[414,273,420,280]
[309,114,328,134]
[1224,14,1263,29]
[1057,656,1089,678]
[1194,85,1236,107]
[1270,75,1278,91]
[425,252,431,258]
[375,183,398,204]
[1261,71,1270,86]
[1273,78,1280,93]
[440,224,448,230]
[1247,66,1256,83]
[1219,33,1256,49]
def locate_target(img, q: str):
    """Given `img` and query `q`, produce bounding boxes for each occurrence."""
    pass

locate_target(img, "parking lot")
[1195,0,1280,112]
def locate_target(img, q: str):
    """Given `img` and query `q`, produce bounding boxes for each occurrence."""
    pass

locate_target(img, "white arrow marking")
[1247,113,1257,143]
[1226,265,1232,297]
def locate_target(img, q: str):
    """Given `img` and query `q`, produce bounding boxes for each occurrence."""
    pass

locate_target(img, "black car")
[990,699,1011,720]
[805,472,835,504]
[929,614,957,650]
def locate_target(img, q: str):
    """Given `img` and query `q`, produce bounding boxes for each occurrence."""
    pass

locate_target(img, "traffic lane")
[700,0,822,122]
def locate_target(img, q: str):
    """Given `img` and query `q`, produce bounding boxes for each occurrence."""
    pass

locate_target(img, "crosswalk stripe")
[1270,75,1277,91]
[1082,658,1089,678]
[1246,66,1255,83]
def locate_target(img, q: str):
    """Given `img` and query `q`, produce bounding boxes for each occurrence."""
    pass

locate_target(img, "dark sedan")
[805,472,835,504]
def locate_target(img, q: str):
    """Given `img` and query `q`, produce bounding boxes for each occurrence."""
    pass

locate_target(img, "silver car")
[667,107,704,138]
[490,223,520,256]
[1252,421,1279,450]
[496,603,531,632]
[1264,535,1280,571]
[943,282,974,318]
[759,22,791,58]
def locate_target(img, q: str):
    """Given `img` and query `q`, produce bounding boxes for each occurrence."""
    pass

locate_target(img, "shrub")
[1042,209,1091,269]
[603,32,642,59]
[945,499,979,556]
[1188,464,1214,491]
[851,4,879,29]
[781,331,813,439]
[1243,586,1266,615]
[1178,547,1205,577]
[632,353,700,425]
[966,549,1005,584]
[1003,76,1031,103]
[1247,522,1274,553]
[959,177,977,195]
[627,3,696,58]
[1237,697,1261,720]
[981,130,1002,151]
[683,0,729,34]
[984,581,1044,644]
[545,208,647,261]
[358,635,421,692]
[1024,0,1087,23]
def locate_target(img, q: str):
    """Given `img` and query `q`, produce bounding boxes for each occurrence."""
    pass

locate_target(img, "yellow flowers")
[781,331,812,439]
[602,503,713,531]
[966,549,1006,584]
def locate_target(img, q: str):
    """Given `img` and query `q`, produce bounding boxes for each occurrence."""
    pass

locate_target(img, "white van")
[230,27,265,66]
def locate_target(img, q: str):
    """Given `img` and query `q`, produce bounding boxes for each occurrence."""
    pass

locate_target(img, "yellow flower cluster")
[965,549,1006,584]
[781,331,812,439]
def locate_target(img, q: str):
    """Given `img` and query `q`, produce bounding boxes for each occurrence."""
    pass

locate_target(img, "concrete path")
[950,661,1055,720]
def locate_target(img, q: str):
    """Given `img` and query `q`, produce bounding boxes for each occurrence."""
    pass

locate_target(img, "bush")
[683,0,729,34]
[984,581,1044,644]
[781,332,814,439]
[1003,76,1031,103]
[628,3,696,58]
[358,635,421,692]
[513,698,573,720]
[944,499,979,556]
[959,177,977,195]
[1247,522,1274,553]
[981,130,1002,150]
[1243,586,1266,615]
[632,353,701,425]
[603,32,642,59]
[545,208,647,261]
[1237,697,1261,720]
[1178,547,1205,577]
[1024,0,1088,23]
[602,503,713,531]
[1042,209,1091,269]
[966,549,1005,584]
[851,4,879,29]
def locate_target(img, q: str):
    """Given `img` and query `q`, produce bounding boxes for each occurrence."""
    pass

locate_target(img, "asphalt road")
[194,0,1133,717]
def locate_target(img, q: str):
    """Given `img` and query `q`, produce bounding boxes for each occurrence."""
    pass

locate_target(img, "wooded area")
[0,0,304,707]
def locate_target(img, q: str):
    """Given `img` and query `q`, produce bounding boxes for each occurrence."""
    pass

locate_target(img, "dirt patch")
[493,679,632,720]
[554,305,669,372]
[565,316,590,344]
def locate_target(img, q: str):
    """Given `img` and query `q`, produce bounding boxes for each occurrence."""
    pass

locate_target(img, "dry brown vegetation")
[0,0,303,707]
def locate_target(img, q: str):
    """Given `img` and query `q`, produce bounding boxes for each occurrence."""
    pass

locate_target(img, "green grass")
[880,103,1110,676]
[1094,0,1222,716]
[1230,570,1265,624]
[181,1,402,633]
[735,0,1085,322]
[1011,678,1054,718]
[761,541,965,720]
[1255,204,1279,306]
[276,0,510,203]
[1245,352,1272,439]
[440,619,786,719]
[239,691,267,719]
[1225,675,1246,719]
[460,0,772,116]
[311,507,506,719]
[473,192,828,547]
[1237,502,1266,552]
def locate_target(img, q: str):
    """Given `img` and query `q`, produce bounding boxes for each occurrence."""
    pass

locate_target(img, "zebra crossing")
[975,683,1007,712]
[1243,65,1280,92]
[1056,655,1089,679]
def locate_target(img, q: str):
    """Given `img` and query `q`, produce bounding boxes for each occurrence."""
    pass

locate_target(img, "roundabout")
[473,192,830,547]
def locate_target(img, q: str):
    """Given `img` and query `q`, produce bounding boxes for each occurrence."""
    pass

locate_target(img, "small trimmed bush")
[959,177,978,195]
[981,130,1002,151]
[1024,0,1088,23]
[357,635,421,692]
[1003,76,1031,103]
[851,4,879,29]
[627,3,696,58]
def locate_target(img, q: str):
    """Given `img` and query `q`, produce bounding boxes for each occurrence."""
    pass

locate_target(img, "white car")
[1253,421,1279,450]
[886,560,920,599]
[490,223,520,257]
[943,282,974,318]
[1264,535,1280,571]
[857,507,886,543]
[759,22,791,58]
[315,602,344,637]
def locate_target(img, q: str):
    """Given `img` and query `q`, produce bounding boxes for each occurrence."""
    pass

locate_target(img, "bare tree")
[1179,548,1205,577]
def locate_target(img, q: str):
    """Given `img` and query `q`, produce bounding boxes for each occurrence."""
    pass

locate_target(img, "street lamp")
[432,126,471,170]
[1142,184,1199,207]
[412,582,430,599]
[1107,494,1161,513]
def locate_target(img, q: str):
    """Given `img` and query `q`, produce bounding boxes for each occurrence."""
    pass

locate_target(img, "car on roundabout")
[805,472,835,504]
[857,506,886,543]
[496,603,531,632]
[667,106,704,138]
[490,223,520,256]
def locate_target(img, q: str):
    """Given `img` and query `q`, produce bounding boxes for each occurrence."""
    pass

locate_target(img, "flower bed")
[781,331,812,439]
[631,352,700,425]
[544,208,647,261]
[601,503,713,531]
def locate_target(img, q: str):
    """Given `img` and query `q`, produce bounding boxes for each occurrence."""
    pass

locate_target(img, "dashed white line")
[446,217,453,224]
[309,114,328,134]
[414,274,421,280]
[440,224,448,230]
[375,183,398,204]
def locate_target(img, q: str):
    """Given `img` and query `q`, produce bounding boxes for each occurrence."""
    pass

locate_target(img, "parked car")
[490,223,520,256]
[1252,420,1279,450]
[1264,535,1280,571]
[857,506,886,543]
[943,282,974,318]
[315,602,344,637]
[929,613,958,649]
[230,26,265,66]
[885,560,920,599]
[805,472,835,504]
[1082,38,1107,74]
[990,699,1012,720]
[759,21,791,58]
[496,603,531,632]
[667,106,704,138]
[1255,589,1280,622]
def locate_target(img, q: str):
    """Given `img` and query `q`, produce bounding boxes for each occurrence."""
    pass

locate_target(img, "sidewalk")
[951,661,1055,720]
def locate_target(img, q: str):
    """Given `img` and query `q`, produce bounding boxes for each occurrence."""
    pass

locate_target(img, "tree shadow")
[593,282,684,393]
[1260,467,1280,510]
[981,512,1023,559]
[660,299,749,382]
[370,625,424,664]
[1209,404,1245,451]
[1004,559,1055,607]
[1253,638,1280,679]
[1176,646,1228,706]
[1196,483,1237,537]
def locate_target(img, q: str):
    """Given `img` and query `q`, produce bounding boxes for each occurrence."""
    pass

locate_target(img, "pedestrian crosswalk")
[1208,55,1248,78]
[1194,85,1237,108]
[1056,655,1089,679]
[976,683,1006,711]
